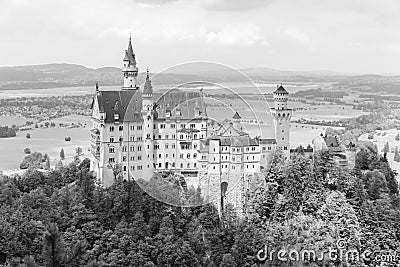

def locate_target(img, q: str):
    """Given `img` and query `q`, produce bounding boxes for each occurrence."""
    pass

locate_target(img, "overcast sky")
[1,0,399,74]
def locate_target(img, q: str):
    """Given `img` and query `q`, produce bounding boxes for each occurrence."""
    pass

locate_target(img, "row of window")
[109,133,204,142]
[109,123,209,132]
[109,125,145,132]
[208,164,256,170]
[158,123,204,129]
[211,146,258,153]
[110,123,206,133]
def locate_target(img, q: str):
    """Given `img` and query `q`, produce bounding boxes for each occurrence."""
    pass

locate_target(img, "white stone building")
[90,38,293,213]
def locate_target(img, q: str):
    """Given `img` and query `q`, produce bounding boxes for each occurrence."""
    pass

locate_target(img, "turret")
[273,84,289,110]
[122,36,139,89]
[141,68,154,179]
[270,84,292,158]
[232,111,243,132]
[143,68,153,97]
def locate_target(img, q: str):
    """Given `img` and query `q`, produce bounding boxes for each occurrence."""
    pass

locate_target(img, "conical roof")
[232,111,241,120]
[274,85,288,94]
[124,37,136,66]
[143,69,153,95]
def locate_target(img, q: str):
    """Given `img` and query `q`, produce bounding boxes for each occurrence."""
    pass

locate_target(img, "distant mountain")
[0,63,204,90]
[163,63,351,83]
[1,63,399,93]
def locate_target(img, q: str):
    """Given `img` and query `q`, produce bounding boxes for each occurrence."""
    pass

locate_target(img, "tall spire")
[143,67,153,95]
[124,35,136,66]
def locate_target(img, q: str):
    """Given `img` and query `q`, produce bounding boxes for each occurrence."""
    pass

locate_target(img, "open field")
[0,115,91,170]
[0,115,27,126]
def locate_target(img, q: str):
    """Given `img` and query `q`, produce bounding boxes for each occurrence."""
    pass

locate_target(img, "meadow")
[0,115,91,170]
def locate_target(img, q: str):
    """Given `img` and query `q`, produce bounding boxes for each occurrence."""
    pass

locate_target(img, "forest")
[0,144,399,266]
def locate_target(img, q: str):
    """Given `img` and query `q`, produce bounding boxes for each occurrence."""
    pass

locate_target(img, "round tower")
[142,69,154,179]
[122,36,139,89]
[270,84,292,158]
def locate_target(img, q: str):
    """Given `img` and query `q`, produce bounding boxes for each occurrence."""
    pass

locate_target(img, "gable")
[219,125,241,137]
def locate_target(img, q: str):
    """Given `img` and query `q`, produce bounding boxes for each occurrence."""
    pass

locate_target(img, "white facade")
[90,38,293,215]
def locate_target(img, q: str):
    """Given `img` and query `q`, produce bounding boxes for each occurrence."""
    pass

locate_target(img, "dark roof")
[178,128,200,133]
[232,111,241,119]
[123,37,136,66]
[143,71,153,95]
[260,138,277,144]
[93,90,142,123]
[274,85,288,94]
[155,89,207,119]
[202,135,259,147]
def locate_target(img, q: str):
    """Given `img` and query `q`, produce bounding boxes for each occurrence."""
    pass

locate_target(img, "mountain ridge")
[0,63,399,92]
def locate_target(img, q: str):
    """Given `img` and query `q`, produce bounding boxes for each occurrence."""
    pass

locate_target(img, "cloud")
[132,0,275,11]
[200,0,275,11]
[207,24,268,46]
[284,28,310,43]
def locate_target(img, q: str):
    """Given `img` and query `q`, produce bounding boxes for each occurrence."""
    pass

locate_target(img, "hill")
[1,63,400,94]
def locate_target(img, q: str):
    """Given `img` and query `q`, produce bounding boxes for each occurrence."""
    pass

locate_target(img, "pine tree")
[394,147,400,162]
[382,142,390,154]
[45,156,51,170]
[60,148,65,160]
[42,223,66,267]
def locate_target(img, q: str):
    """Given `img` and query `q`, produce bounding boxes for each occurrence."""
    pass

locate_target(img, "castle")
[90,37,292,214]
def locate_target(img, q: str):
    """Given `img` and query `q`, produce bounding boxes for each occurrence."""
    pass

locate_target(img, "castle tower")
[142,69,155,179]
[232,111,243,133]
[122,36,139,89]
[270,85,292,158]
